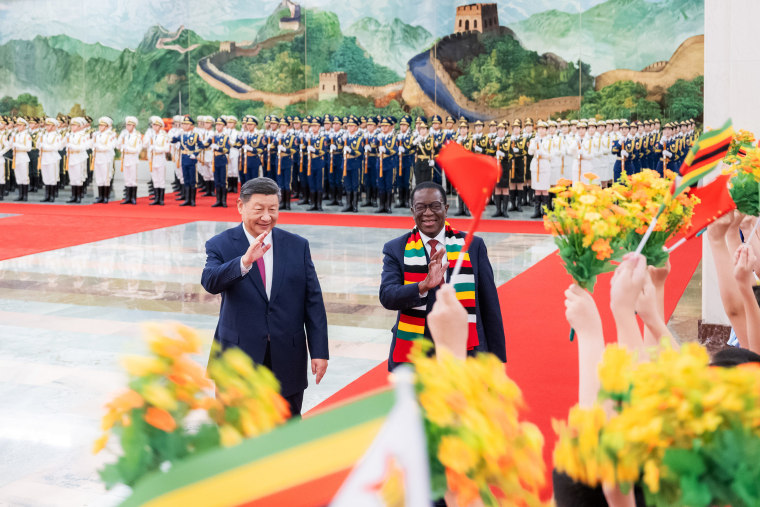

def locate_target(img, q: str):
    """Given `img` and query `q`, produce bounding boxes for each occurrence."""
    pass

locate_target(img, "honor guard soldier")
[341,115,362,212]
[265,115,278,181]
[522,118,535,205]
[506,119,527,212]
[655,122,675,175]
[146,117,170,206]
[341,115,363,212]
[38,117,64,203]
[376,116,398,214]
[275,117,296,209]
[66,117,91,203]
[430,115,445,185]
[569,121,595,184]
[92,117,117,203]
[0,118,7,199]
[612,121,633,181]
[11,117,32,201]
[395,115,414,209]
[224,116,240,193]
[197,116,215,197]
[413,117,435,184]
[290,116,303,198]
[297,116,312,205]
[118,116,142,205]
[169,115,184,194]
[208,117,231,208]
[362,116,380,208]
[328,115,345,206]
[304,117,325,211]
[528,120,552,218]
[492,120,510,218]
[171,115,202,207]
[240,115,264,183]
[28,117,40,194]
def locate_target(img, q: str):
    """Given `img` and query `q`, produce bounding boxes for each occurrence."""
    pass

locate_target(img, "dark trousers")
[262,342,304,418]
[181,161,197,186]
[414,159,434,184]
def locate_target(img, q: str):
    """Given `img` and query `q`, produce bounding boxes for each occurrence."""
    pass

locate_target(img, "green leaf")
[189,424,221,454]
[729,172,760,216]
[663,448,706,476]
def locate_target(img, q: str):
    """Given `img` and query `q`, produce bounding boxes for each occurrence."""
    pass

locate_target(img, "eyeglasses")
[413,201,444,214]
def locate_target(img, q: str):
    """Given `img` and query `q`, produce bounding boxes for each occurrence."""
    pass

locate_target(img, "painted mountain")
[345,17,434,75]
[508,0,705,75]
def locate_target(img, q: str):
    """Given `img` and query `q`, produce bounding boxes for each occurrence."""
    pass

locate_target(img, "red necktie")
[427,239,439,256]
[256,257,266,288]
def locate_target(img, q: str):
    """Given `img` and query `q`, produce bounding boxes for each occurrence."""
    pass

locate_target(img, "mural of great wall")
[196,1,703,121]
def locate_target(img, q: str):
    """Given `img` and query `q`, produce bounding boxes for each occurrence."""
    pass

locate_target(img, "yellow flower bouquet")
[610,169,699,267]
[544,175,628,290]
[94,323,289,489]
[412,344,547,507]
[553,343,760,507]
[724,141,760,217]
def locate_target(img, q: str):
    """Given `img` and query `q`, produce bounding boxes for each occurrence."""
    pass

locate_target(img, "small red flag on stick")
[435,142,500,277]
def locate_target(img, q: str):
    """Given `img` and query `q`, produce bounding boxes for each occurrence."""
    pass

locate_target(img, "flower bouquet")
[610,169,699,267]
[544,175,628,291]
[553,342,760,507]
[94,323,289,489]
[411,343,547,507]
[724,144,760,217]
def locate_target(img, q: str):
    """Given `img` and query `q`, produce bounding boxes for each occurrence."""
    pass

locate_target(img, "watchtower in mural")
[319,72,347,101]
[454,3,499,34]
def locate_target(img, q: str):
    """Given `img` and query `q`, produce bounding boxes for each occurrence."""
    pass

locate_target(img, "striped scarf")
[394,222,479,363]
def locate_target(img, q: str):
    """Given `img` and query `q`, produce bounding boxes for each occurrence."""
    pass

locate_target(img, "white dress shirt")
[239,224,273,298]
[417,228,447,297]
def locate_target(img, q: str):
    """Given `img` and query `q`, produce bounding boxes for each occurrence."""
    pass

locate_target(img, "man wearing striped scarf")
[379,181,507,370]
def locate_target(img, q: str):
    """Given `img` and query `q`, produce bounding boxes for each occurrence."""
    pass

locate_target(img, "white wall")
[703,0,760,324]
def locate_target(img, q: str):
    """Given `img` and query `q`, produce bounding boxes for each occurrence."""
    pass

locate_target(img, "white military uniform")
[39,122,63,186]
[92,120,117,187]
[528,133,552,191]
[170,115,184,184]
[11,123,32,185]
[225,118,240,180]
[198,117,214,185]
[66,119,91,186]
[568,132,595,184]
[147,127,170,189]
[549,132,566,184]
[119,117,142,188]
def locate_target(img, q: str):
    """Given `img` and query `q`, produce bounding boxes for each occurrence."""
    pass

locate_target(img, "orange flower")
[591,238,613,260]
[557,178,572,187]
[92,433,109,454]
[445,469,481,507]
[144,406,177,432]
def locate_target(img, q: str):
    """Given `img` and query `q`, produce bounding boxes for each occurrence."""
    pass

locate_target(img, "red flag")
[681,173,737,240]
[435,142,500,218]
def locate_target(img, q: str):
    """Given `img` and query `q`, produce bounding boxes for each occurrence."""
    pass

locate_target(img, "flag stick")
[449,212,483,282]
[666,237,687,253]
[747,217,760,243]
[635,203,666,255]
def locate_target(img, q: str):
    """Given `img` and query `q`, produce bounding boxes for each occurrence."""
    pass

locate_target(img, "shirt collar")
[418,227,446,248]
[242,224,273,246]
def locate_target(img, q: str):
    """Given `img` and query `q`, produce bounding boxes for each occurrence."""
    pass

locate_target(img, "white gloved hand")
[379,146,386,154]
[399,146,405,153]
[621,150,629,158]
[364,144,371,153]
[330,144,336,151]
[278,145,286,153]
[210,143,219,150]
[474,146,483,153]
[496,150,505,158]
[663,149,672,158]
[512,147,519,153]
[343,146,351,155]
[189,154,196,160]
[307,145,316,153]
[428,159,435,167]
[244,145,253,152]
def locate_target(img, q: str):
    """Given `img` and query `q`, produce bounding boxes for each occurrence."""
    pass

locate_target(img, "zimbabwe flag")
[673,119,734,196]
[122,390,394,507]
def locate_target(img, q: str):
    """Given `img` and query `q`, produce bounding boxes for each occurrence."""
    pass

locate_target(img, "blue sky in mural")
[0,0,664,48]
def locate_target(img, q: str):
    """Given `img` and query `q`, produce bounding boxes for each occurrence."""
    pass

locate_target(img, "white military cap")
[125,116,138,126]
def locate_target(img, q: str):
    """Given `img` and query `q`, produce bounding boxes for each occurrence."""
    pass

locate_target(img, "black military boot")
[284,190,291,210]
[491,195,504,217]
[374,192,386,213]
[76,186,83,203]
[341,191,353,212]
[0,184,4,201]
[189,186,197,206]
[455,197,467,216]
[14,184,24,201]
[361,189,372,207]
[307,191,318,211]
[179,185,191,206]
[530,195,542,219]
[211,187,223,207]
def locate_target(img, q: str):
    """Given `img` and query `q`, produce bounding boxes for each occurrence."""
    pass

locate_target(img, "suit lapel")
[234,224,268,301]
[269,228,285,304]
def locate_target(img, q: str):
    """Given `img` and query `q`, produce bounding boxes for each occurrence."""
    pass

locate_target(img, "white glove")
[457,136,464,143]
[399,146,405,153]
[343,146,351,155]
[244,145,253,152]
[512,147,519,153]
[364,144,371,153]
[474,146,483,153]
[210,143,219,150]
[278,145,286,153]
[379,146,386,154]
[307,145,316,153]
[621,150,629,158]
[496,150,505,158]
[663,149,672,158]
[428,159,435,167]
[189,154,196,160]
[330,144,336,151]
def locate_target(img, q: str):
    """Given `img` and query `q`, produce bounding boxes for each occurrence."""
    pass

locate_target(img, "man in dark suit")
[379,181,506,370]
[201,177,329,417]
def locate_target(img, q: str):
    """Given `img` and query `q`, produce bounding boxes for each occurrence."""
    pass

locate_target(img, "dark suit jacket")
[201,225,329,396]
[379,232,507,370]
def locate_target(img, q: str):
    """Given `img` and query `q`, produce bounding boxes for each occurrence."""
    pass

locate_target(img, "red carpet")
[312,237,703,498]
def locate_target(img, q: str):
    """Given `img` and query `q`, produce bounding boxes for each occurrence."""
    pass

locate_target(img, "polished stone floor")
[0,221,558,506]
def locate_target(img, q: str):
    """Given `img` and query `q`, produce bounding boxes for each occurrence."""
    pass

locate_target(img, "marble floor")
[0,220,558,506]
